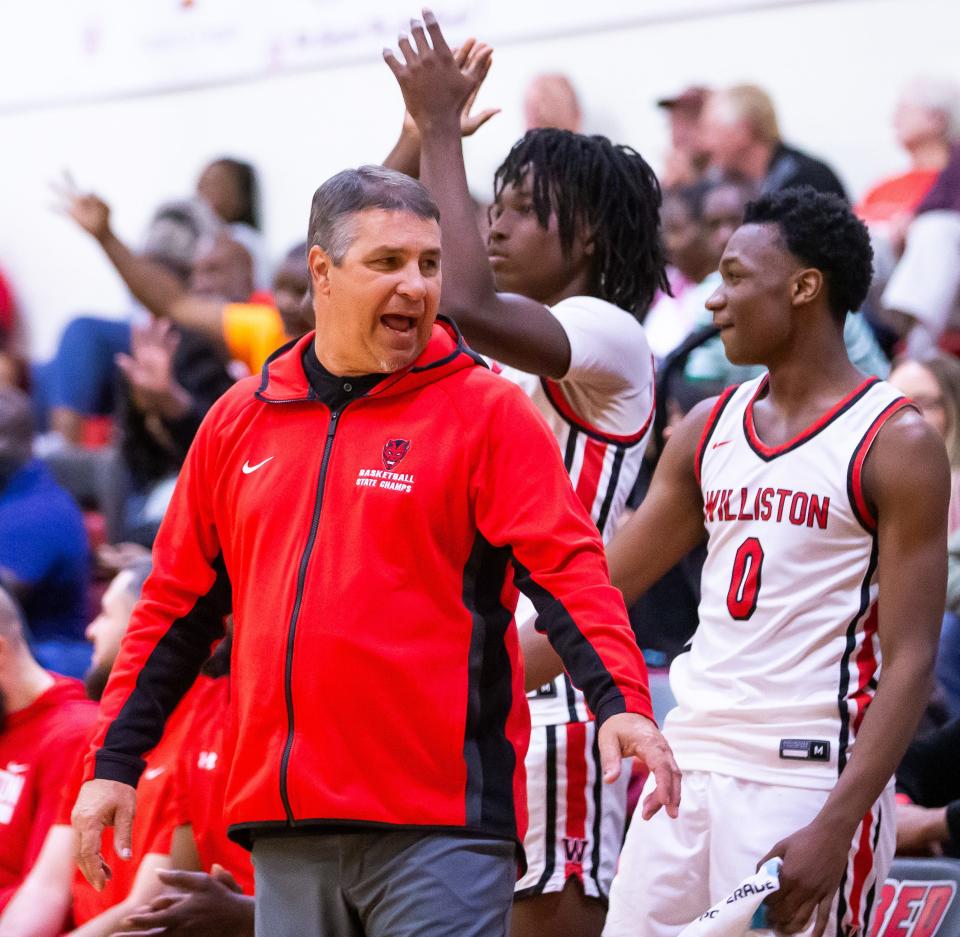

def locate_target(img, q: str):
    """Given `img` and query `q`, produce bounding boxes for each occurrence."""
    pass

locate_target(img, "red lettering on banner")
[871,881,956,936]
[882,883,926,934]
[913,884,955,937]
[871,882,897,936]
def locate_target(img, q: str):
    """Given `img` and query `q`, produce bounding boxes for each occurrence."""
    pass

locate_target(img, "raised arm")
[384,13,574,377]
[60,188,226,344]
[520,398,712,691]
[762,410,950,937]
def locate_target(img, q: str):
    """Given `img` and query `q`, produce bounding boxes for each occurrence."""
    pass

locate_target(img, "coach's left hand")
[758,820,851,936]
[597,713,681,820]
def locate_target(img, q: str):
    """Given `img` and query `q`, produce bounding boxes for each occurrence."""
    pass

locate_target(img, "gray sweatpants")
[252,830,516,937]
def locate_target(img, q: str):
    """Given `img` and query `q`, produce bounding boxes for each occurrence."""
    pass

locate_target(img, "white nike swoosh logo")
[144,767,166,780]
[242,457,274,475]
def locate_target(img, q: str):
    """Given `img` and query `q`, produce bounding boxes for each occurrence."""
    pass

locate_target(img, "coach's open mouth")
[381,314,416,333]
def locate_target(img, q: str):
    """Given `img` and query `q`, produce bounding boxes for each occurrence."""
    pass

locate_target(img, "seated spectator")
[0,561,208,937]
[857,77,958,233]
[890,353,960,718]
[118,633,255,937]
[115,317,235,545]
[655,85,711,188]
[860,78,960,351]
[271,243,313,338]
[882,144,960,353]
[0,388,89,676]
[699,84,847,198]
[37,197,222,447]
[63,188,293,376]
[679,181,888,386]
[643,181,718,359]
[0,267,26,394]
[196,157,270,291]
[0,586,95,915]
[895,718,960,857]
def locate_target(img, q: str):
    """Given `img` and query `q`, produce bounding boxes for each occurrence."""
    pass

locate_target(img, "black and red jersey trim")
[836,537,879,777]
[743,375,880,462]
[846,397,917,533]
[539,361,656,447]
[694,385,738,487]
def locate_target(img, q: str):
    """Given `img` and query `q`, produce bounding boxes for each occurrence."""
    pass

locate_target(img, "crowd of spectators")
[2,40,960,934]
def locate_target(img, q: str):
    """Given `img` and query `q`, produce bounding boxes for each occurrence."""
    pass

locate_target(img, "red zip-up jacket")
[84,321,653,855]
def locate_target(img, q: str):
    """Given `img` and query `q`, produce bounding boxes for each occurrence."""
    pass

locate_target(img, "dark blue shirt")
[0,459,89,642]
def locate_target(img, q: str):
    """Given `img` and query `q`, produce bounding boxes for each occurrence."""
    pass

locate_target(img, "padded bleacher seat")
[870,857,960,936]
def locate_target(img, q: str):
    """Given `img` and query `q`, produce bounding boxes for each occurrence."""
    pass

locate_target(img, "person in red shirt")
[114,636,255,937]
[0,564,206,937]
[0,586,96,914]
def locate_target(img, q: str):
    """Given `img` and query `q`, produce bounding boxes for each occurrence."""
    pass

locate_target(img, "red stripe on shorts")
[846,806,876,930]
[564,722,588,881]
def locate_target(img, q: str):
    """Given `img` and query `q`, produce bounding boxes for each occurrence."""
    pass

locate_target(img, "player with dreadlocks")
[385,13,673,937]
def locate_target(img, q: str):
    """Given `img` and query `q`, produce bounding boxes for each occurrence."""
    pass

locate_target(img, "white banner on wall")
[1,0,828,113]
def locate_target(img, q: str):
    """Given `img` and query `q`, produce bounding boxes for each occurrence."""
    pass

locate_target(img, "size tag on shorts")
[779,739,830,761]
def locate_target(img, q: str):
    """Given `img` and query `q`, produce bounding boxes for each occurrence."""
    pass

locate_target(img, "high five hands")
[384,10,497,136]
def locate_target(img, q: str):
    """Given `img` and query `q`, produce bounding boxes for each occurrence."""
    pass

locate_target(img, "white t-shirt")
[882,210,960,351]
[497,296,655,726]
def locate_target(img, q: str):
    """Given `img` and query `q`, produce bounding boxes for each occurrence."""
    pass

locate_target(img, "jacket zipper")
[278,406,342,824]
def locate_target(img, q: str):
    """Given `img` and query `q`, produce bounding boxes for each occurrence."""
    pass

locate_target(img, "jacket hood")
[254,316,486,404]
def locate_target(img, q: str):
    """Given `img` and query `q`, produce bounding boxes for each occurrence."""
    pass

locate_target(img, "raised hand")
[384,10,494,134]
[52,171,112,241]
[116,318,190,419]
[400,37,498,138]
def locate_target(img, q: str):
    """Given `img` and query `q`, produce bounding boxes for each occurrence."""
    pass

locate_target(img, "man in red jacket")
[71,166,679,937]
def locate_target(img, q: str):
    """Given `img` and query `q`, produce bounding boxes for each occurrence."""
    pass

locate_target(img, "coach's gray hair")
[307,165,440,265]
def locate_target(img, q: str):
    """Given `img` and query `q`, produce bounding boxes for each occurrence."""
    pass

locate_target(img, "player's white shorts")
[516,720,630,901]
[604,770,895,937]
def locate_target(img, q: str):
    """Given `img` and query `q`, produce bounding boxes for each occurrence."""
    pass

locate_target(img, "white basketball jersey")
[497,296,655,727]
[665,374,914,788]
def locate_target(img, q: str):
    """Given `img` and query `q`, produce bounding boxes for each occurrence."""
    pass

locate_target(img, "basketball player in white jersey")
[594,187,949,937]
[384,14,680,936]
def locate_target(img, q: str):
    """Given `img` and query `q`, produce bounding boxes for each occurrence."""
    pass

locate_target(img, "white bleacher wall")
[2,0,957,359]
